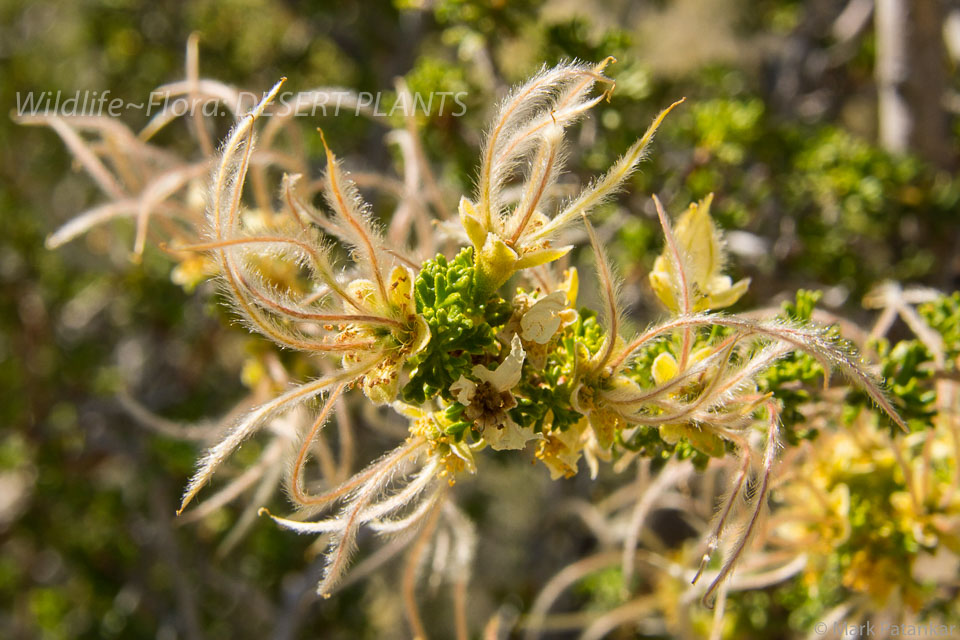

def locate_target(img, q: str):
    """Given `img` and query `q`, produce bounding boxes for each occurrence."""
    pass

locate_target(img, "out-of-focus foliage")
[3,0,958,639]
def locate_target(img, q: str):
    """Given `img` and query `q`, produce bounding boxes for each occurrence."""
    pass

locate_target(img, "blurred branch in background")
[875,0,954,168]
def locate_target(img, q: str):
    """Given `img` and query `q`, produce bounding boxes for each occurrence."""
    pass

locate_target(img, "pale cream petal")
[707,274,733,293]
[520,291,568,344]
[474,334,525,391]
[449,375,477,405]
[541,419,588,479]
[484,417,537,451]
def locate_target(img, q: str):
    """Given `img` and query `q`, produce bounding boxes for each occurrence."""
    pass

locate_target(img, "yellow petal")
[690,346,713,363]
[659,423,684,445]
[659,422,726,457]
[651,193,751,313]
[459,196,487,248]
[561,267,579,307]
[362,361,401,405]
[346,279,377,306]
[674,194,720,285]
[390,402,427,419]
[702,277,750,311]
[171,255,216,292]
[514,245,572,271]
[649,267,679,313]
[652,352,679,385]
[684,424,726,458]
[240,357,266,390]
[387,265,415,314]
[540,435,583,479]
[588,408,623,450]
[598,374,644,403]
[540,418,589,479]
[408,316,431,357]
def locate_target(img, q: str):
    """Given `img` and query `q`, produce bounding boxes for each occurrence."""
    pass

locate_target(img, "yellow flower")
[171,254,217,292]
[401,404,477,481]
[585,407,623,450]
[537,417,588,479]
[460,197,572,297]
[347,266,430,405]
[843,549,901,605]
[647,350,727,457]
[361,357,402,405]
[658,422,727,458]
[649,194,750,313]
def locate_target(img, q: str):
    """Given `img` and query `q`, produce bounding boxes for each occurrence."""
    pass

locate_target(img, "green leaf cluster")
[510,310,603,434]
[401,248,510,404]
[918,291,960,367]
[843,294,960,432]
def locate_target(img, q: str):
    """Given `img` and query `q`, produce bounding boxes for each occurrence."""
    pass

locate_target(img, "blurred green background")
[1,0,958,638]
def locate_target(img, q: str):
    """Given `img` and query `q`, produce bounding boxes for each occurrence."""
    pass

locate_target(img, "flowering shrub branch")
[29,43,955,639]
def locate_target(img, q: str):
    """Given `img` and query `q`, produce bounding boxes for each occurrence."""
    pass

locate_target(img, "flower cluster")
[522,287,960,639]
[34,50,927,639]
